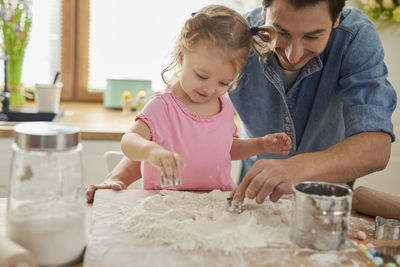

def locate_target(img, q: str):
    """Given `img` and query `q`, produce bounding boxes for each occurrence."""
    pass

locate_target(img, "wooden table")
[84,190,384,267]
[1,193,398,267]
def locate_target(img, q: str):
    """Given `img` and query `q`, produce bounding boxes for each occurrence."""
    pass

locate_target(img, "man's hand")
[231,132,392,205]
[231,158,302,204]
[263,133,291,154]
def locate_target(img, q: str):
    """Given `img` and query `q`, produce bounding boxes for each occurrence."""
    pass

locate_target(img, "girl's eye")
[219,82,229,87]
[197,74,207,80]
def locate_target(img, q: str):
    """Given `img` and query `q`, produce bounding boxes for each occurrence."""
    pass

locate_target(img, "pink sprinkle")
[351,240,358,246]
[356,231,367,240]
[366,243,375,249]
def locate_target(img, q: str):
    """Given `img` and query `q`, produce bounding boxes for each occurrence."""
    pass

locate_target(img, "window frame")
[61,0,101,102]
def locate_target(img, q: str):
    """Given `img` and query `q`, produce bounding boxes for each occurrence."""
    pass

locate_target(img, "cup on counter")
[34,82,63,113]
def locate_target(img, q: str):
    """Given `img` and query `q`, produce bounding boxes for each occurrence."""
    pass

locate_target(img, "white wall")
[353,24,400,196]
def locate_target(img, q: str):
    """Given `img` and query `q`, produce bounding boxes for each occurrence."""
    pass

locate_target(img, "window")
[62,0,260,101]
[0,0,61,90]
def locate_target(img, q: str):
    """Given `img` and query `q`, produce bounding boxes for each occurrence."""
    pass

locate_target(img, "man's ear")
[333,12,341,28]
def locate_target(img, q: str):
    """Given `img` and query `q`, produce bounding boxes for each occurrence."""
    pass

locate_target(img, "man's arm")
[232,131,392,204]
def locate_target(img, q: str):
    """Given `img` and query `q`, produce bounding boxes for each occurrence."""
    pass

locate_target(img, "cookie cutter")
[226,197,242,213]
[375,216,400,240]
[160,175,181,187]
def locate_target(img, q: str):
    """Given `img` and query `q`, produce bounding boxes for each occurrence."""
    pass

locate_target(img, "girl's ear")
[178,51,184,64]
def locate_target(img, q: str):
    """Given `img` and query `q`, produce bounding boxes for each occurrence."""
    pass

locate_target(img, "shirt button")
[288,105,293,109]
[286,126,291,132]
[285,116,290,122]
[288,94,294,99]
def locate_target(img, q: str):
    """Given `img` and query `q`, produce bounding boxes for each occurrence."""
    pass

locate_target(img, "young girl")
[87,5,291,202]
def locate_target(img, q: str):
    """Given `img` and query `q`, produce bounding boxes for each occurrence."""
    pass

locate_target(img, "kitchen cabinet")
[0,102,132,197]
[0,138,120,197]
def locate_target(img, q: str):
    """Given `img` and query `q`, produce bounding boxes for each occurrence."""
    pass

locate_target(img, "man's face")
[263,0,339,71]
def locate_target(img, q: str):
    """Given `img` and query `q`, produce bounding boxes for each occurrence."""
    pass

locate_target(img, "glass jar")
[7,122,86,266]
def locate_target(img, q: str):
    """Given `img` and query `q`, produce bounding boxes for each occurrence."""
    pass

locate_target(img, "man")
[229,0,396,204]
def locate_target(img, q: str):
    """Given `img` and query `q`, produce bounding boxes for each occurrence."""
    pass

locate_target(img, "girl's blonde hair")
[161,5,274,89]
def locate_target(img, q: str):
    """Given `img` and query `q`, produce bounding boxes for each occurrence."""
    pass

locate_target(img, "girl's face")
[176,42,239,105]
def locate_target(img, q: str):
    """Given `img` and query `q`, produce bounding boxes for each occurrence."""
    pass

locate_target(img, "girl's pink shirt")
[136,88,237,191]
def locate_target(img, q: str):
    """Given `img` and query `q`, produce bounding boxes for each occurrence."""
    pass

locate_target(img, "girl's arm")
[230,137,264,160]
[121,119,184,181]
[86,121,148,203]
[230,133,291,160]
[86,157,141,203]
[121,119,156,161]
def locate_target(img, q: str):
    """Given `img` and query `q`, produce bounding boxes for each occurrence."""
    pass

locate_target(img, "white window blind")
[88,0,261,91]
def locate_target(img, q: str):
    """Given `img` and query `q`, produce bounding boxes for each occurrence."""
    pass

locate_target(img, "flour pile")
[120,190,292,251]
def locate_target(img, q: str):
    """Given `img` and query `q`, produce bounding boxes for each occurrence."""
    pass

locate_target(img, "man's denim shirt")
[229,7,397,182]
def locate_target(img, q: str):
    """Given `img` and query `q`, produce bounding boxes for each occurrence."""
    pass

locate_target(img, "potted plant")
[356,0,400,23]
[0,0,32,107]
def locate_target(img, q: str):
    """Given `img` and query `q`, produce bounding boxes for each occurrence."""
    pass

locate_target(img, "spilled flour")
[120,190,292,251]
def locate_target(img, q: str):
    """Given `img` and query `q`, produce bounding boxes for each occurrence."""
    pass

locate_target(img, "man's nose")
[285,41,303,64]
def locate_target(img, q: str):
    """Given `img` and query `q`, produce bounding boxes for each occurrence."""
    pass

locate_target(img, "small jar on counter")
[7,122,86,266]
[135,90,147,113]
[121,91,132,115]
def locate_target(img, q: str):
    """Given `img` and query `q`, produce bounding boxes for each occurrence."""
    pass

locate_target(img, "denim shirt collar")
[261,51,323,94]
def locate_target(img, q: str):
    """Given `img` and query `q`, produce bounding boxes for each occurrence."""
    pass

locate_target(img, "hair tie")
[191,12,197,16]
[251,26,259,36]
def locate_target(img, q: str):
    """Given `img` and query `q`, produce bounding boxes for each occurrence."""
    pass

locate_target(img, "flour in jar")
[7,198,86,266]
[121,190,292,251]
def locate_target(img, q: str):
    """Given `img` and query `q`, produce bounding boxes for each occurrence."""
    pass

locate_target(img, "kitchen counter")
[0,102,136,141]
[0,101,241,141]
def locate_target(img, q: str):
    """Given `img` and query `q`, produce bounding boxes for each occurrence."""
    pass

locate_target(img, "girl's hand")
[148,148,185,182]
[86,180,126,203]
[263,133,292,155]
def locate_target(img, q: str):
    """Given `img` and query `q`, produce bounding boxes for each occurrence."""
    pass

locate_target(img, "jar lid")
[14,122,80,150]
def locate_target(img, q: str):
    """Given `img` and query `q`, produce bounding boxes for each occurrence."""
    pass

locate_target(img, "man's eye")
[277,32,287,35]
[305,35,318,40]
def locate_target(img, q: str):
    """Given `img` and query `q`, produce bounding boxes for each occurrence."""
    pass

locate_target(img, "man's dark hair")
[262,0,346,23]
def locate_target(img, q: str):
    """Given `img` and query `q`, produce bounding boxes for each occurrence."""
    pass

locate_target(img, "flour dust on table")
[120,190,292,252]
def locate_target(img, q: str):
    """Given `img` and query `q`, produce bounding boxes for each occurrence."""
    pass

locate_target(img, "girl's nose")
[203,82,216,95]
